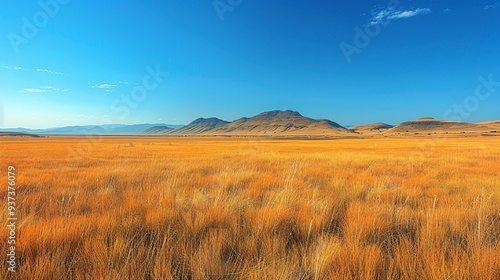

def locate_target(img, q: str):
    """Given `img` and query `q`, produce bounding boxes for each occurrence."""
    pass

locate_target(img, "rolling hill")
[168,118,230,135]
[140,126,173,134]
[140,110,351,136]
[477,120,500,131]
[208,110,350,136]
[386,117,494,134]
[5,111,498,137]
[349,123,394,134]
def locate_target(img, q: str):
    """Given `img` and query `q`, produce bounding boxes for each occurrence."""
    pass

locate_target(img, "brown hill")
[386,118,493,134]
[477,120,500,131]
[168,118,230,135]
[208,110,350,136]
[349,123,394,134]
[140,126,173,134]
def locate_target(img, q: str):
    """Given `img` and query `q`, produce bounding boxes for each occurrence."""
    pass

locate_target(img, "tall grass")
[0,136,499,279]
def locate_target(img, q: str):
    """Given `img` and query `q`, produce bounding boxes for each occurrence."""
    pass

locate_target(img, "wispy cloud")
[2,64,23,70]
[2,64,63,74]
[36,68,62,75]
[22,86,66,93]
[484,2,500,9]
[23,88,47,93]
[92,83,117,89]
[369,7,431,26]
[91,82,132,92]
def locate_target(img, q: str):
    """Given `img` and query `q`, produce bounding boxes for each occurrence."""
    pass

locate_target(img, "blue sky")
[1,0,499,128]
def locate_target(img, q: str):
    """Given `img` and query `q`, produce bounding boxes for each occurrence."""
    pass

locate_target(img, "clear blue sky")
[1,0,499,128]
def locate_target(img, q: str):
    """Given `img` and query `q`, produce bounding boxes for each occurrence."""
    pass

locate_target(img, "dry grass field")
[1,136,499,279]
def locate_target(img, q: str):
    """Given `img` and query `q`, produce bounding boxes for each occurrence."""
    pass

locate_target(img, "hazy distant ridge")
[2,112,499,136]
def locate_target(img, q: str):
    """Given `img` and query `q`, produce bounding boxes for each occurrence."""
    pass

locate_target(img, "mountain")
[208,110,350,136]
[0,132,42,137]
[349,123,394,134]
[1,123,183,135]
[105,124,172,134]
[5,125,107,135]
[477,120,500,131]
[168,118,230,135]
[140,126,173,134]
[139,110,350,136]
[4,113,499,137]
[386,118,493,134]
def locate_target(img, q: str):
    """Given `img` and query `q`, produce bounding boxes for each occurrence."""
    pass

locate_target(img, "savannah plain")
[0,136,499,279]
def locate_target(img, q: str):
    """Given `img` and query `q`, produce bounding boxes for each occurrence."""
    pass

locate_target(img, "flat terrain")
[1,136,499,279]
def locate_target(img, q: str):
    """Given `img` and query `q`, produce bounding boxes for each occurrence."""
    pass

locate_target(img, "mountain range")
[140,110,500,137]
[0,123,183,135]
[1,110,499,137]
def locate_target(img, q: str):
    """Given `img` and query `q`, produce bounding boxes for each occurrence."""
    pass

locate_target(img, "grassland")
[0,136,499,279]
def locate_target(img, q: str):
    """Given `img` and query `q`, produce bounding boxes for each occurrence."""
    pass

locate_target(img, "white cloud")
[92,83,117,89]
[1,64,62,74]
[23,88,47,93]
[22,86,64,93]
[484,2,500,9]
[36,68,62,75]
[115,80,130,85]
[1,64,23,70]
[369,7,431,26]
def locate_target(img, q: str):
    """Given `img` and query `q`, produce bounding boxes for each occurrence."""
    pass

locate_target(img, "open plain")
[1,136,499,279]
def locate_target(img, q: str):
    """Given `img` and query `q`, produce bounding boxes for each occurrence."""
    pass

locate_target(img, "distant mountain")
[208,110,350,136]
[168,118,230,135]
[140,126,173,134]
[477,120,500,131]
[141,110,350,136]
[4,113,499,137]
[0,132,42,137]
[349,123,394,134]
[2,125,107,135]
[386,118,493,134]
[1,123,184,135]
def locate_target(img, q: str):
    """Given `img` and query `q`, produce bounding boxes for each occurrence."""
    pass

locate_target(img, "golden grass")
[0,136,499,279]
